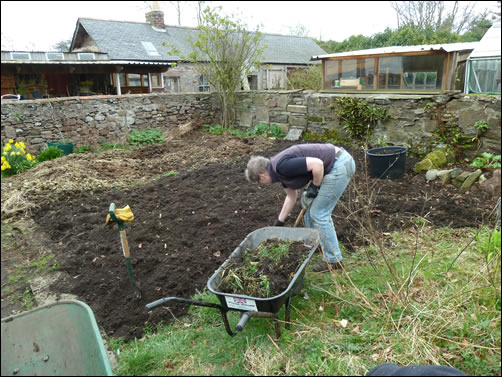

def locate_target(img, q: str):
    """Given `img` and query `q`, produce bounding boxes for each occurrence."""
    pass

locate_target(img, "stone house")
[72,8,326,93]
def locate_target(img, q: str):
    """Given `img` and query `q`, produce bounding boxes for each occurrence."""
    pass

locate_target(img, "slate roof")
[74,18,326,65]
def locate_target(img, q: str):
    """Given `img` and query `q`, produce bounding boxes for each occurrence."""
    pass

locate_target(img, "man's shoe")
[311,261,344,272]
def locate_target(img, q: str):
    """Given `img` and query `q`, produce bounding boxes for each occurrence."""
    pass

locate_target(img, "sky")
[1,1,499,51]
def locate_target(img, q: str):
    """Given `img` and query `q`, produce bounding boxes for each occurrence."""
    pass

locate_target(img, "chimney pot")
[146,10,165,29]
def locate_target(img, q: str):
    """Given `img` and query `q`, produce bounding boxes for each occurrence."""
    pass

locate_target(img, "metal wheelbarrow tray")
[146,227,321,337]
[1,299,113,376]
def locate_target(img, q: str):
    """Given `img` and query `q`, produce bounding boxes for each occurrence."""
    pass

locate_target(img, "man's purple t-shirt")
[267,144,338,189]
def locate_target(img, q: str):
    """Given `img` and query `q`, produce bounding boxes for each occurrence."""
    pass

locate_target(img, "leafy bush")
[470,153,501,169]
[286,65,322,91]
[333,97,389,142]
[128,129,164,146]
[250,123,285,139]
[1,139,36,177]
[36,146,63,163]
[202,124,224,135]
[473,120,489,134]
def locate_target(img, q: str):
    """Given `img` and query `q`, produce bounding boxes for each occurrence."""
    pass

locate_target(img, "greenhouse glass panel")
[467,59,501,94]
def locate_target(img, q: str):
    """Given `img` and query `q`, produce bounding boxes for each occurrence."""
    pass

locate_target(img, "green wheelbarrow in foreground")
[1,300,113,376]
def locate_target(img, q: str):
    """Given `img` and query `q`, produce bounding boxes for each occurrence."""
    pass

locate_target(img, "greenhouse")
[465,20,501,94]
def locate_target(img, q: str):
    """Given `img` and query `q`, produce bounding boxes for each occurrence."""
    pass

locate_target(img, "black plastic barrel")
[367,146,407,179]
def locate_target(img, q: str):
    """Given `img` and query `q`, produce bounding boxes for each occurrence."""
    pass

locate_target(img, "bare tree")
[287,24,311,37]
[390,1,478,33]
[195,1,206,26]
[1,32,15,50]
[52,39,71,52]
[490,0,501,20]
[169,1,182,25]
[168,6,265,127]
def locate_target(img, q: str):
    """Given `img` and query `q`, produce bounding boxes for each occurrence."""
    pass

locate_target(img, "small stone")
[449,168,463,179]
[460,169,482,190]
[425,169,439,181]
[455,171,471,183]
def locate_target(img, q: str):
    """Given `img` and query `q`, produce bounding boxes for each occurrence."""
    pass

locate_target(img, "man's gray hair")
[245,155,269,183]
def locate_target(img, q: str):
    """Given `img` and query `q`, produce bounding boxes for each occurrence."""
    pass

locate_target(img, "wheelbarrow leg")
[219,309,237,337]
[285,295,292,329]
[274,317,282,338]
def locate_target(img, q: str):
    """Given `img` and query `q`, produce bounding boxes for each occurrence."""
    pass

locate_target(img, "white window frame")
[46,52,64,61]
[141,41,161,57]
[10,52,31,60]
[199,75,210,92]
[78,53,95,60]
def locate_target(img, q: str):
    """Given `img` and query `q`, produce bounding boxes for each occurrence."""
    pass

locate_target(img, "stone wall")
[1,92,220,152]
[1,90,500,156]
[234,91,501,156]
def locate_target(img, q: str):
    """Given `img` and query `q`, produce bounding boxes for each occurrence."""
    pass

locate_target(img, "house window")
[248,75,258,90]
[199,75,210,92]
[166,77,179,92]
[401,54,443,90]
[46,53,64,60]
[10,52,31,60]
[378,57,402,89]
[151,73,162,88]
[114,73,162,88]
[141,41,161,57]
[325,58,374,89]
[128,74,142,87]
[403,72,438,89]
[323,53,444,91]
[78,53,95,60]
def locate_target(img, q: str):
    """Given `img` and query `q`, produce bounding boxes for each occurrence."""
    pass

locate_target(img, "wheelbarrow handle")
[236,311,252,332]
[145,296,238,337]
[145,296,225,312]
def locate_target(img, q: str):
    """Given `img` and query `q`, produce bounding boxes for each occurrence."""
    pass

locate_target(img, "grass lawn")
[111,224,501,376]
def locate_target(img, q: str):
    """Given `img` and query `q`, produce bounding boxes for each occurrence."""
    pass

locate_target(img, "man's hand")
[306,182,319,198]
[273,218,285,226]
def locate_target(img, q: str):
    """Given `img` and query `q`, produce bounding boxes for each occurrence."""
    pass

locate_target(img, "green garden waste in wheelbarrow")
[1,300,113,376]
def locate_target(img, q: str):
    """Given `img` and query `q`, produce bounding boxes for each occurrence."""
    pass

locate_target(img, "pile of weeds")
[218,238,310,297]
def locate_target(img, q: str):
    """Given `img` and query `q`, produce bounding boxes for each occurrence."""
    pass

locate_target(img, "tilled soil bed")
[1,130,498,342]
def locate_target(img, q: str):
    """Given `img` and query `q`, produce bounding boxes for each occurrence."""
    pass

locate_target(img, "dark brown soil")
[218,239,312,297]
[1,130,497,342]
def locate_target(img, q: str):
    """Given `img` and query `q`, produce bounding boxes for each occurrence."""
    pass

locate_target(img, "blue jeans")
[304,149,355,263]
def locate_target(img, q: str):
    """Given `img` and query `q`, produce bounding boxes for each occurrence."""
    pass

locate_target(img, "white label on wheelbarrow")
[225,296,258,312]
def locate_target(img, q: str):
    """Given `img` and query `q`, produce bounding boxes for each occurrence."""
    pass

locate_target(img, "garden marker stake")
[106,203,142,298]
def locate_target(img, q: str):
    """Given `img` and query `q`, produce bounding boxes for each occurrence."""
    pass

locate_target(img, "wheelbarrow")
[145,226,321,338]
[1,300,113,376]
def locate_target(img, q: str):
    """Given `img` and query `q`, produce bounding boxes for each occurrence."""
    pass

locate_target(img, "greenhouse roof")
[469,20,501,59]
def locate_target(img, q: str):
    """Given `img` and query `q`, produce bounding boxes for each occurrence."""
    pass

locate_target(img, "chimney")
[146,2,165,29]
